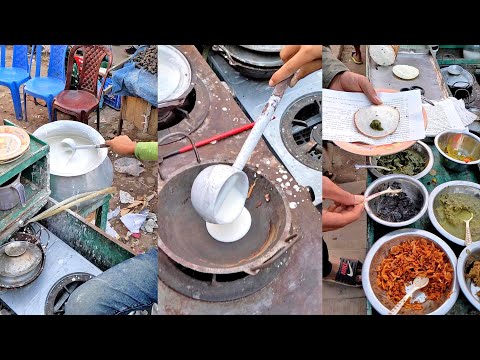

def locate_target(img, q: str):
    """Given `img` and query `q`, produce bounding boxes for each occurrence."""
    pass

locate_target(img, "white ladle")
[190,76,292,224]
[61,137,109,152]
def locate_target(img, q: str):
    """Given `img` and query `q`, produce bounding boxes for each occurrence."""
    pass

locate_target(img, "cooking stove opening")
[159,249,291,302]
[175,264,249,282]
[159,88,197,130]
[280,92,322,171]
[44,273,95,315]
[158,79,210,145]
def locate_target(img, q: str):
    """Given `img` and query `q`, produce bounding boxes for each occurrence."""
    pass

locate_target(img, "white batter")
[206,207,252,243]
[46,135,99,175]
[214,185,247,224]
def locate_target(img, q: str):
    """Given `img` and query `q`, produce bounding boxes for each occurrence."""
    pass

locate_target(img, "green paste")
[376,149,426,176]
[370,120,383,131]
[435,193,480,241]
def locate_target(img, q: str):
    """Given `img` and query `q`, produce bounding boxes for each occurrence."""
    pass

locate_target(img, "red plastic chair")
[52,45,113,131]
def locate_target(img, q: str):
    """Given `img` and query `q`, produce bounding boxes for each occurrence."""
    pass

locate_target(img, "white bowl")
[457,242,480,311]
[362,228,459,315]
[428,180,480,246]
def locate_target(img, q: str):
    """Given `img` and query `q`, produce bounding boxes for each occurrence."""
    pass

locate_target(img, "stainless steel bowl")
[368,141,434,180]
[434,130,480,172]
[428,180,480,246]
[457,241,480,311]
[364,174,429,227]
[362,228,459,315]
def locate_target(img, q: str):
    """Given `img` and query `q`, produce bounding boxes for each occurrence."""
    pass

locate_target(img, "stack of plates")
[0,126,30,165]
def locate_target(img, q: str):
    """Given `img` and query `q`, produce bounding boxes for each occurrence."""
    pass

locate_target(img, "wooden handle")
[388,288,416,315]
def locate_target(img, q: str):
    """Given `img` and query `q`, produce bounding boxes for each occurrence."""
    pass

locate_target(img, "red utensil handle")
[176,122,255,153]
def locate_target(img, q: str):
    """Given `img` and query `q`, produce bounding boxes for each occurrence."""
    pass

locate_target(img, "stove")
[158,45,321,314]
[208,53,322,204]
[0,223,101,315]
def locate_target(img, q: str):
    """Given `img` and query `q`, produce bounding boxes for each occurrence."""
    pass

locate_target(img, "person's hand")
[269,45,322,87]
[329,71,382,105]
[322,176,364,205]
[105,135,137,155]
[322,176,365,232]
[322,202,365,232]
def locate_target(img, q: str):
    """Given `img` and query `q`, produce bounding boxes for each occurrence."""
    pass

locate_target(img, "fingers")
[279,45,301,62]
[323,203,365,229]
[290,59,322,87]
[269,48,318,87]
[357,75,382,105]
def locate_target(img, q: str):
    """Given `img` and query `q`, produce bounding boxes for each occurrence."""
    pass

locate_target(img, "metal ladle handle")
[232,76,292,171]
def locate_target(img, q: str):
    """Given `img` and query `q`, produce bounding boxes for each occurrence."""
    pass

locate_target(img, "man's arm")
[322,45,349,89]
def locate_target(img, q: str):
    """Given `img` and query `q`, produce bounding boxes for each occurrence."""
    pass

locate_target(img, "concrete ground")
[322,45,369,315]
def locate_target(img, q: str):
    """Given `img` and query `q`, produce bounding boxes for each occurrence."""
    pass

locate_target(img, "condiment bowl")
[434,130,480,172]
[362,228,459,315]
[428,180,480,246]
[368,141,434,180]
[364,174,429,227]
[457,241,480,311]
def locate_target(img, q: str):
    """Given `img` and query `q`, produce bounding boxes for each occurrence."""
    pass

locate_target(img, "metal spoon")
[464,213,474,247]
[61,137,109,152]
[364,187,402,203]
[355,164,392,172]
[388,276,430,315]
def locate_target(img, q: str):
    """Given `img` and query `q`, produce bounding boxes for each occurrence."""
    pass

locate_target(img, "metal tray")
[366,46,451,102]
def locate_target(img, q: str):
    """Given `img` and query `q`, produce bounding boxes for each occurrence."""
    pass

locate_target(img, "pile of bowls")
[368,141,434,180]
[362,229,459,315]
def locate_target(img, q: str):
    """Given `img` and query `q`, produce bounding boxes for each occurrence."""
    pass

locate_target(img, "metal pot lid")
[441,66,474,88]
[158,45,192,104]
[239,45,283,53]
[0,241,42,277]
[219,45,283,68]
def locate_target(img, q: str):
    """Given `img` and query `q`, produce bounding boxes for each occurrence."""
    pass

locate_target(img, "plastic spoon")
[464,213,474,247]
[190,75,292,224]
[364,187,402,203]
[388,276,430,315]
[354,164,392,172]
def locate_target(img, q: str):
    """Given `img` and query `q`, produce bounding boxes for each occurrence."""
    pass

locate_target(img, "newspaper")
[424,97,478,137]
[322,89,425,145]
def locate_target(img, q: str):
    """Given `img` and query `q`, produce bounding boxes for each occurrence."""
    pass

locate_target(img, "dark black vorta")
[376,182,422,222]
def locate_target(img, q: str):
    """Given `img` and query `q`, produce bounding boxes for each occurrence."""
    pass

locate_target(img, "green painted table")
[366,141,480,315]
[0,120,50,243]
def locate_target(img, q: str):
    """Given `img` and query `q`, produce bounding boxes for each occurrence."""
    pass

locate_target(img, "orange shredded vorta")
[376,237,453,310]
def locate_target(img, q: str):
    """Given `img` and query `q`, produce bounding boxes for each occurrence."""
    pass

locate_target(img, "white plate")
[158,46,192,104]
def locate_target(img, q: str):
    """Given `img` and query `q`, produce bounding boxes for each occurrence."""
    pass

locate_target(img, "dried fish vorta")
[376,238,453,310]
[133,45,158,75]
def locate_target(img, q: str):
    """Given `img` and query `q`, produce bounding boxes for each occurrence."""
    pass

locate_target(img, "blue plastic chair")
[0,45,34,120]
[23,45,68,122]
